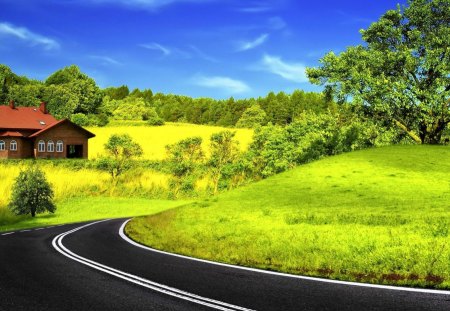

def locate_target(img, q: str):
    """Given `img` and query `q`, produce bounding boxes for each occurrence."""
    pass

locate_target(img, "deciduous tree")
[8,166,56,217]
[307,0,450,144]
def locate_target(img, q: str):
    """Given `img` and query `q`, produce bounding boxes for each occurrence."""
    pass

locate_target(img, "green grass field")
[126,145,450,289]
[0,197,189,232]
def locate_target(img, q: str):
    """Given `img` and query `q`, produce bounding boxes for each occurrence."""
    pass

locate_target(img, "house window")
[47,140,54,152]
[10,140,17,151]
[38,140,45,152]
[0,140,4,151]
[56,140,63,153]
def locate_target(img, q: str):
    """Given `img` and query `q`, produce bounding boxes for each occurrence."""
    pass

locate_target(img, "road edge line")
[119,218,450,296]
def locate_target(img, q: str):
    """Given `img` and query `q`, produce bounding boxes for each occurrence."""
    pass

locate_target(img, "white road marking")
[119,219,450,296]
[1,232,14,236]
[34,228,44,231]
[52,220,254,311]
[20,230,31,232]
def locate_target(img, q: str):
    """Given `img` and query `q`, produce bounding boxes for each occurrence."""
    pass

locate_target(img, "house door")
[67,145,83,158]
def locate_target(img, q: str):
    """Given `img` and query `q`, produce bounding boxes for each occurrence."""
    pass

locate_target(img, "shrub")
[70,113,89,126]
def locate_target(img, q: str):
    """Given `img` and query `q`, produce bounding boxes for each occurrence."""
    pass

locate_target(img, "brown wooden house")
[0,101,95,159]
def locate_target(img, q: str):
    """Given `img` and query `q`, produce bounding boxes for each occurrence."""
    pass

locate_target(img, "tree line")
[0,64,332,128]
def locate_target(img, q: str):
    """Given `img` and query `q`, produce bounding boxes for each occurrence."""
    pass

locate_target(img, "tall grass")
[126,145,450,289]
[0,163,171,208]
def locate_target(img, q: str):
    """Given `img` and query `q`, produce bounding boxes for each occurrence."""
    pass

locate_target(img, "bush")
[246,110,401,179]
[70,113,89,126]
[145,108,165,126]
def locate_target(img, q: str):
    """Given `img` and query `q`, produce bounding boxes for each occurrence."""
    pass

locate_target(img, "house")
[0,101,95,159]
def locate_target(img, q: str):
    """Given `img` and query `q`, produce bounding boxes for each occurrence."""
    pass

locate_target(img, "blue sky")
[0,0,407,99]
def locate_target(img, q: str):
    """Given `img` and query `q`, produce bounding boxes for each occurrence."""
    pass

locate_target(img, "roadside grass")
[0,197,189,232]
[87,122,253,160]
[126,145,450,289]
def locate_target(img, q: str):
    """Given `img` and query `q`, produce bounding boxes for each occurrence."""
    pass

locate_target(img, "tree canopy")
[307,0,450,144]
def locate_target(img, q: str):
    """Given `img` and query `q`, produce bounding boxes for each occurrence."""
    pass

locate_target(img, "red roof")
[28,119,95,138]
[0,131,24,137]
[0,105,58,130]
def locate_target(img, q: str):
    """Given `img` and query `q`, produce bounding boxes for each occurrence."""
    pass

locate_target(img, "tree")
[236,104,267,128]
[307,0,450,144]
[45,65,102,114]
[208,131,240,194]
[99,134,143,180]
[145,107,165,126]
[8,166,56,217]
[42,84,78,119]
[103,85,130,100]
[165,137,204,195]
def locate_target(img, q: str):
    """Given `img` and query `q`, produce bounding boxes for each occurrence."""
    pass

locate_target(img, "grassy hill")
[126,145,450,289]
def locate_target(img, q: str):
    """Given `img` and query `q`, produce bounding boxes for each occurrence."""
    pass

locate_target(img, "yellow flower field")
[87,122,254,160]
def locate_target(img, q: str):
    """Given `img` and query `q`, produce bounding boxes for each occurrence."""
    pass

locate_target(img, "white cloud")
[192,75,250,94]
[237,33,269,52]
[0,22,59,50]
[89,55,123,65]
[189,45,217,62]
[81,0,216,10]
[259,54,308,83]
[238,6,272,13]
[139,42,171,56]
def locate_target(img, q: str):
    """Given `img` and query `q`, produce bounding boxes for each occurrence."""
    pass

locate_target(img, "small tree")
[99,134,143,181]
[9,166,56,217]
[165,137,204,196]
[208,131,240,194]
[236,104,267,128]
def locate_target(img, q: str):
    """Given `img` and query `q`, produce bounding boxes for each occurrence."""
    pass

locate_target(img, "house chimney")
[9,100,15,109]
[39,101,48,114]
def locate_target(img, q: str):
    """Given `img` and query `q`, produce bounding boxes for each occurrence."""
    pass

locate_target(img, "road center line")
[119,219,450,296]
[52,220,253,311]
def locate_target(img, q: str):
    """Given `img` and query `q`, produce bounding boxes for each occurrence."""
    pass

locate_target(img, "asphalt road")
[1,219,450,311]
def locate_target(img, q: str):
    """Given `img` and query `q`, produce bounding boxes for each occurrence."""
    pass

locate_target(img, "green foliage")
[165,137,204,196]
[103,85,129,100]
[247,110,400,178]
[8,166,56,217]
[42,84,78,119]
[99,134,143,180]
[45,65,102,114]
[208,131,240,194]
[8,83,43,107]
[0,64,20,104]
[307,0,450,144]
[236,104,267,128]
[145,108,165,126]
[70,113,90,126]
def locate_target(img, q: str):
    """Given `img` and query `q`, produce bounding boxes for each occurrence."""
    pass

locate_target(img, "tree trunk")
[31,209,35,217]
[419,119,448,145]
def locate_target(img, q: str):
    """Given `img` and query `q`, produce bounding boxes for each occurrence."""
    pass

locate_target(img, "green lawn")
[0,197,189,232]
[126,145,450,289]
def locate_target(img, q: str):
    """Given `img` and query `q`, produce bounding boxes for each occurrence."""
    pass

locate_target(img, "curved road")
[1,219,449,310]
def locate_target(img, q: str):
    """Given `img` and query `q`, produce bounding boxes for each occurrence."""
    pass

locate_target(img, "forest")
[0,64,331,128]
